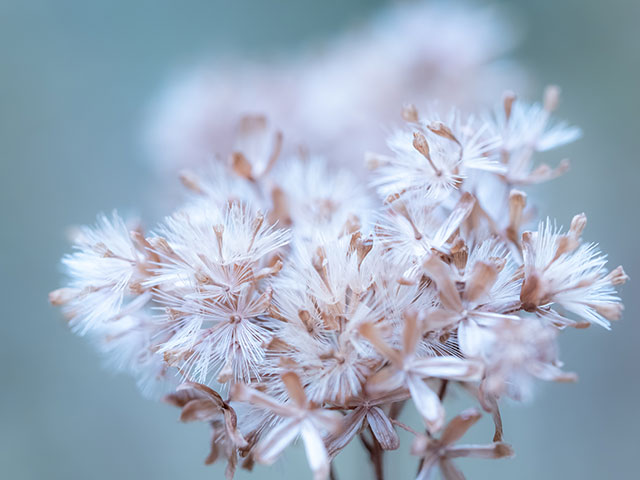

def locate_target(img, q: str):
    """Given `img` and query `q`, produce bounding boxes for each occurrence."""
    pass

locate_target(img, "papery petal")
[180,399,221,422]
[254,418,301,465]
[178,381,226,406]
[407,374,444,432]
[529,362,577,383]
[204,433,220,465]
[366,407,400,450]
[310,409,344,435]
[223,408,248,448]
[224,449,238,480]
[464,261,498,304]
[447,442,515,459]
[231,383,292,418]
[485,394,504,442]
[326,408,367,457]
[415,451,440,480]
[457,319,486,357]
[423,256,463,313]
[422,309,461,331]
[439,458,466,480]
[281,371,308,408]
[165,382,209,408]
[410,357,483,382]
[403,310,421,356]
[366,366,405,394]
[440,408,482,446]
[300,421,331,480]
[359,323,403,366]
[432,192,475,247]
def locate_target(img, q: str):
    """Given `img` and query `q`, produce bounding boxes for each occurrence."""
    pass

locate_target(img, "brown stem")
[361,429,385,480]
[389,418,420,436]
[388,399,406,421]
[438,379,449,401]
[329,464,339,480]
[486,394,504,442]
[370,428,385,480]
[360,432,373,454]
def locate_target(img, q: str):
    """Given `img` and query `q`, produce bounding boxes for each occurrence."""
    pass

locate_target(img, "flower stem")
[329,464,339,480]
[360,428,385,480]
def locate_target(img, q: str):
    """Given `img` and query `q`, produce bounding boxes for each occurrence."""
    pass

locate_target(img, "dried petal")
[281,371,308,409]
[407,374,444,432]
[410,357,483,382]
[439,458,466,480]
[254,418,301,465]
[366,407,400,450]
[423,256,463,313]
[440,408,482,446]
[464,261,498,303]
[326,408,367,457]
[300,421,331,480]
[447,442,515,459]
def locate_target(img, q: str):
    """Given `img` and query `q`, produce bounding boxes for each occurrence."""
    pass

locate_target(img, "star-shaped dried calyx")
[232,372,342,480]
[325,390,409,458]
[412,408,514,480]
[422,254,520,357]
[360,311,483,433]
[165,382,247,479]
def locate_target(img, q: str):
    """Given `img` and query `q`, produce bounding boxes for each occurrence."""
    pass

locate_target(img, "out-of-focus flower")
[145,1,525,173]
[49,212,155,335]
[487,87,580,184]
[481,317,576,401]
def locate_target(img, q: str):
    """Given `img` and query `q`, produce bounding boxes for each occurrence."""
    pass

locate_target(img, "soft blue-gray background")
[1,1,638,479]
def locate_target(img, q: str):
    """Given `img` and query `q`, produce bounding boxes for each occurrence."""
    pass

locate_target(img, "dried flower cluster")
[146,1,523,173]
[52,84,628,479]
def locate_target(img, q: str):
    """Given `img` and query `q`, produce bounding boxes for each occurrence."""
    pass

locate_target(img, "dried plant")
[51,87,627,480]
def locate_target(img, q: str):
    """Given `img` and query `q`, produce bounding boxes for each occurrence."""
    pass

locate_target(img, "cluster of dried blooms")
[146,1,524,173]
[51,85,628,480]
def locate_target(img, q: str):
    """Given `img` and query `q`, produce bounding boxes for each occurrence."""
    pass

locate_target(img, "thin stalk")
[360,428,385,480]
[329,464,339,480]
[438,379,449,401]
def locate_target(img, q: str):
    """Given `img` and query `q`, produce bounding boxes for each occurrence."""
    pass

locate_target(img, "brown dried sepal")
[427,121,461,147]
[164,381,247,448]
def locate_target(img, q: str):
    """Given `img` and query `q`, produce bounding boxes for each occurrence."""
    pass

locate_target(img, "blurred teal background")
[1,1,638,478]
